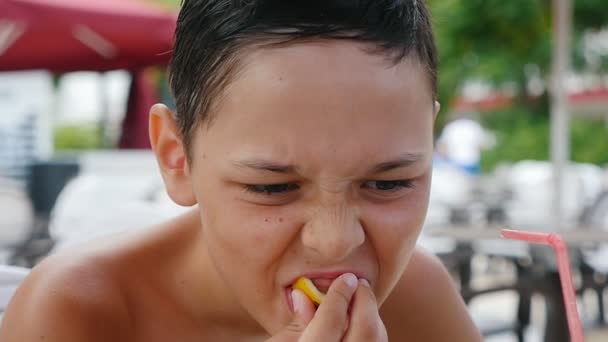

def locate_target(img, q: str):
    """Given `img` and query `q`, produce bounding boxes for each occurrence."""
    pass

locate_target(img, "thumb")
[273,289,316,340]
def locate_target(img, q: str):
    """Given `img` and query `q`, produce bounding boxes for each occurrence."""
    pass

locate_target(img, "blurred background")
[1,0,607,341]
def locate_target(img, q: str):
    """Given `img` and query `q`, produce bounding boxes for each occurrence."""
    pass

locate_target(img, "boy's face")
[170,41,436,333]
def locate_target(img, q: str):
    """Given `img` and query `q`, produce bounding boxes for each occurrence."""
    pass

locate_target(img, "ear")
[433,101,441,121]
[149,104,197,206]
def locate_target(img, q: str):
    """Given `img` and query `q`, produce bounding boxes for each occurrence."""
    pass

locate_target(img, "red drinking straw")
[501,229,584,342]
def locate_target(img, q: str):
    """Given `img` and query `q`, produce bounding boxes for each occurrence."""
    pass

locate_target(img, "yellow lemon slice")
[293,277,325,306]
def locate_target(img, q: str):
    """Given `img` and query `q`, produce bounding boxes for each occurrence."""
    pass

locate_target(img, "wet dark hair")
[169,0,437,158]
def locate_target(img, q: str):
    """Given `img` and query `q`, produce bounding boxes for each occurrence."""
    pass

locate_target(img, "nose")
[301,201,365,263]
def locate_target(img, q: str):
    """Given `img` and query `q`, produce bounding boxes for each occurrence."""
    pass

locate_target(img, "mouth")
[285,279,327,313]
[285,272,369,312]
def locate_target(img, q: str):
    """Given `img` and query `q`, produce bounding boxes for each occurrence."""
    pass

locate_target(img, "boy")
[0,1,482,340]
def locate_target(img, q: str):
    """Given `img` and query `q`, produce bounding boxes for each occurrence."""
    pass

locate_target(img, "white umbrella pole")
[550,0,572,230]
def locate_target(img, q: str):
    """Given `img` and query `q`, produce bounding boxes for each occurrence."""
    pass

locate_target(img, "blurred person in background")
[435,117,495,176]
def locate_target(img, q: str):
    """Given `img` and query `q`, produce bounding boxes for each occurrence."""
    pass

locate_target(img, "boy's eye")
[242,180,413,196]
[362,180,414,192]
[244,183,299,195]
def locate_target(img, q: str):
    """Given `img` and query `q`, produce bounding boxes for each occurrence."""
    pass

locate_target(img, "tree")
[427,0,608,168]
[428,0,608,114]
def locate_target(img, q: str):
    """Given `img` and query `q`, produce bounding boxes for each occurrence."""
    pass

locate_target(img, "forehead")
[234,40,434,105]
[194,41,435,170]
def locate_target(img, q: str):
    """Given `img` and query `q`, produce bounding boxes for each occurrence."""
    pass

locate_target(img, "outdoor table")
[424,226,608,342]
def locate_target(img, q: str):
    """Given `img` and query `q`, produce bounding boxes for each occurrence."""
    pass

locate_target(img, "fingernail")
[292,289,304,313]
[359,278,370,288]
[343,273,358,289]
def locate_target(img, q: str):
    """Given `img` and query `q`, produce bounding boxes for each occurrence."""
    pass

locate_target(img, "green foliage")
[571,118,608,165]
[54,125,102,150]
[480,108,550,172]
[573,0,608,30]
[427,0,608,116]
[480,109,608,171]
[429,0,549,110]
[427,0,608,171]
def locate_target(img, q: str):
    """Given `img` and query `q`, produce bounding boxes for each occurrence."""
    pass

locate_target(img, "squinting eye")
[244,183,299,195]
[362,180,414,192]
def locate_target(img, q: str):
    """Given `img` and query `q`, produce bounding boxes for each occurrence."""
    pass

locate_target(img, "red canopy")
[0,0,177,72]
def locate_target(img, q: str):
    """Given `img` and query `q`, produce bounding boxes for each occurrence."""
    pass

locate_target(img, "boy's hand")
[268,273,387,342]
[342,279,388,342]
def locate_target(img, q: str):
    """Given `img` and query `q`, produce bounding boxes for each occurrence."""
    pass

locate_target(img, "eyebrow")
[369,153,423,173]
[233,153,423,175]
[233,159,297,173]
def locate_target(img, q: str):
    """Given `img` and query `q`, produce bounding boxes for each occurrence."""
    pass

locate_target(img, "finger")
[343,279,387,342]
[300,273,358,340]
[269,289,316,341]
[292,288,316,325]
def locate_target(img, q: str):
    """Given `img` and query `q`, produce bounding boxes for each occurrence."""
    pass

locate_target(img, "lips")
[285,279,331,313]
[288,272,367,291]
[285,271,370,312]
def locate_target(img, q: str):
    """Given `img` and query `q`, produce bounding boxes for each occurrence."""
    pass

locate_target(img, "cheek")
[196,172,301,272]
[200,205,298,317]
[362,182,430,303]
[201,200,297,270]
[371,180,429,229]
[363,178,431,258]
[367,206,424,262]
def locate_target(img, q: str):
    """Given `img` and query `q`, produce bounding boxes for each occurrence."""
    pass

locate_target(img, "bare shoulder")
[0,248,133,342]
[0,210,201,342]
[380,246,482,341]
